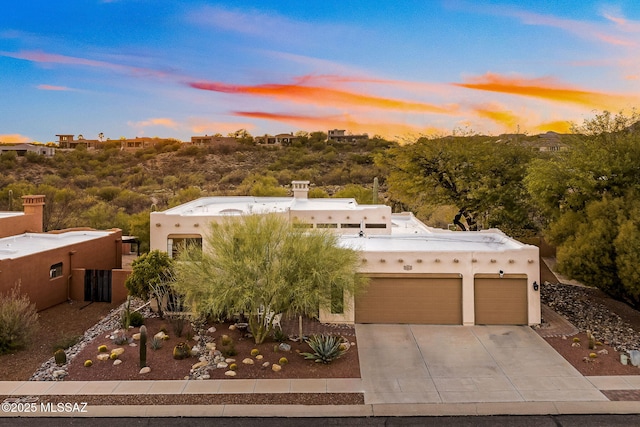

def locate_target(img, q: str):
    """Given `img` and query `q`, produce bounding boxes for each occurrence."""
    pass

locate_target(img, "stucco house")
[150,181,540,326]
[0,196,128,311]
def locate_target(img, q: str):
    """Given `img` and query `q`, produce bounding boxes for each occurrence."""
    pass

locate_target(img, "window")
[341,223,361,229]
[168,237,202,258]
[317,223,337,228]
[49,262,63,279]
[365,223,387,229]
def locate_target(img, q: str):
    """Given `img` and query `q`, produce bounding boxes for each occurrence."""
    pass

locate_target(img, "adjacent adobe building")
[150,181,540,326]
[0,196,127,311]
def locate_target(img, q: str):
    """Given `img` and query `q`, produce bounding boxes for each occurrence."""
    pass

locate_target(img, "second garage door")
[355,274,462,324]
[474,276,528,325]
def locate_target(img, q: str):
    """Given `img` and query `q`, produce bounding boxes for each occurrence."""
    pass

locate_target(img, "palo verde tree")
[172,213,367,344]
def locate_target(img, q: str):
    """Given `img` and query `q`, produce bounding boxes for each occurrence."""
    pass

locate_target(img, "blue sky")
[1,0,639,143]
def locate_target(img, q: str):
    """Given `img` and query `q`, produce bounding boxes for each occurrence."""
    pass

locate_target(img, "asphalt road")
[2,415,640,426]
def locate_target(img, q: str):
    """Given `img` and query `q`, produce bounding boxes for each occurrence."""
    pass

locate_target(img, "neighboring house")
[150,181,540,327]
[0,143,55,157]
[190,135,237,145]
[56,134,101,150]
[120,137,157,151]
[255,133,297,145]
[327,129,369,143]
[0,196,128,311]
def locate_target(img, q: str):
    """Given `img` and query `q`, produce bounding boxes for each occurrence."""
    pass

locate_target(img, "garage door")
[474,276,528,325]
[355,274,462,324]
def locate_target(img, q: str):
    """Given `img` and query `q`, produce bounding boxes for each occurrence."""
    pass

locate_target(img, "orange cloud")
[0,134,31,143]
[454,73,634,109]
[472,105,519,130]
[532,120,573,134]
[233,111,444,140]
[189,80,456,114]
[37,84,73,91]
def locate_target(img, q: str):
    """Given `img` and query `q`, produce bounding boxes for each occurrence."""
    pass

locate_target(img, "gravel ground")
[541,282,640,354]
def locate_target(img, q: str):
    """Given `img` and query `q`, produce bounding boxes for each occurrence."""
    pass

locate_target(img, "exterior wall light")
[434,258,440,263]
[175,223,180,227]
[398,259,404,263]
[509,259,515,263]
[528,259,535,263]
[471,258,477,263]
[380,259,386,263]
[194,223,199,227]
[490,259,497,263]
[533,281,539,291]
[155,223,161,227]
[453,258,459,263]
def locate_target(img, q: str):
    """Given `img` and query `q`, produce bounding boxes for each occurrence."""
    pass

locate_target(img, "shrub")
[301,334,347,364]
[51,333,82,352]
[272,328,287,342]
[0,286,39,355]
[129,311,144,327]
[150,336,163,350]
[221,334,233,346]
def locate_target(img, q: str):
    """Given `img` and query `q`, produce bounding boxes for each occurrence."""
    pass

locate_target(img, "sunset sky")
[1,1,639,143]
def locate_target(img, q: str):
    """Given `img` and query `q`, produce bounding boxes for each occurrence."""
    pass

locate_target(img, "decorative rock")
[224,370,237,377]
[228,324,236,330]
[201,374,210,380]
[205,343,216,351]
[271,363,282,372]
[193,335,201,342]
[216,362,228,369]
[225,358,236,363]
[129,342,137,347]
[52,370,66,378]
[192,361,208,370]
[262,362,270,368]
[207,327,216,333]
[199,356,207,362]
[111,348,125,356]
[191,346,201,357]
[154,331,168,340]
[242,358,254,365]
[97,354,110,361]
[255,355,263,360]
[278,343,291,352]
[113,359,122,366]
[139,367,151,374]
[132,333,141,340]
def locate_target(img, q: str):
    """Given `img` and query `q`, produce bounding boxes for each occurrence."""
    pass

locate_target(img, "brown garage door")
[474,276,528,325]
[355,274,462,324]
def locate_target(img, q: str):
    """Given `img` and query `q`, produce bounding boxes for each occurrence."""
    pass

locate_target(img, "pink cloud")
[37,84,73,91]
[128,118,179,129]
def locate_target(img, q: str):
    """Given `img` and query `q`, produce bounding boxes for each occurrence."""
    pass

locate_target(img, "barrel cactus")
[172,342,191,360]
[54,349,66,366]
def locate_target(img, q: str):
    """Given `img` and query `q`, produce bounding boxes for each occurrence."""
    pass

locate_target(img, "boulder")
[139,367,151,374]
[132,333,141,340]
[278,343,291,352]
[271,363,282,372]
[97,354,110,361]
[113,360,122,366]
[111,347,125,356]
[242,358,254,365]
[224,370,237,377]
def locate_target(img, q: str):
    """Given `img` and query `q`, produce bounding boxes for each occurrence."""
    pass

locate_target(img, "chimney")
[22,195,45,232]
[291,180,310,199]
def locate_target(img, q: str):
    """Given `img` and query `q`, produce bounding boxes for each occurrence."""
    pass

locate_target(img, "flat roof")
[156,196,385,216]
[339,230,525,253]
[0,230,114,260]
[0,212,24,219]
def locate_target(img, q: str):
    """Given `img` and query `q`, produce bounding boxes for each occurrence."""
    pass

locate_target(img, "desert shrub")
[51,333,82,352]
[0,286,39,354]
[272,328,287,342]
[301,334,347,364]
[129,311,144,327]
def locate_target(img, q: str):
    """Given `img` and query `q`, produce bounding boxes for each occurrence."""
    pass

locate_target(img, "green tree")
[237,174,288,197]
[125,250,174,316]
[333,184,373,204]
[525,110,640,305]
[377,135,537,235]
[172,214,366,344]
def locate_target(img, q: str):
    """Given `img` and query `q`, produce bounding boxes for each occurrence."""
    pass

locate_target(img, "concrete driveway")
[356,324,607,404]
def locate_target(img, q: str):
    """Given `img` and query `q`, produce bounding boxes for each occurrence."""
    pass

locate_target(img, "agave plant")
[301,334,347,364]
